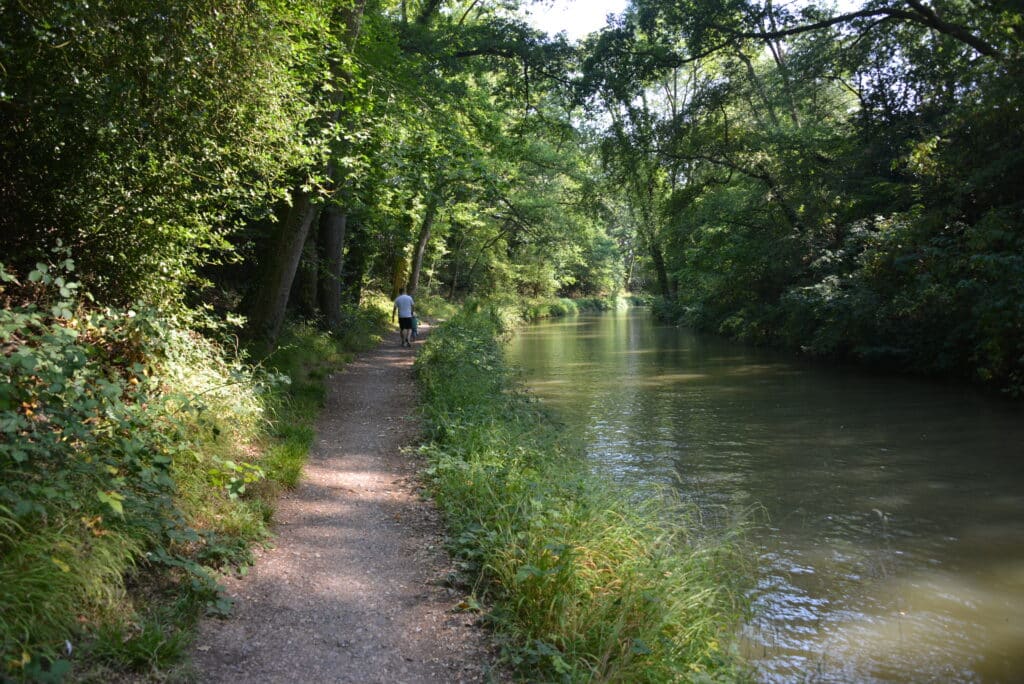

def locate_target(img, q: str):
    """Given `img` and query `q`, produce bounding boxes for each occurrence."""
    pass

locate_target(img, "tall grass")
[415,304,753,681]
[1,257,391,680]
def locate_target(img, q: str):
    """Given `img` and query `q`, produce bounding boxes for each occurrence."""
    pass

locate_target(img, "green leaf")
[631,638,652,655]
[515,563,542,582]
[97,490,125,515]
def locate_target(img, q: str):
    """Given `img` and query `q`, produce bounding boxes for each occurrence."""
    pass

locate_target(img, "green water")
[504,308,1024,683]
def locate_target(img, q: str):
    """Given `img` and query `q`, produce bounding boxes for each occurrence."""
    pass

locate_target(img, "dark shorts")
[399,317,413,330]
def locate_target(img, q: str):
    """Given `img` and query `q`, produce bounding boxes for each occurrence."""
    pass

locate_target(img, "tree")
[580,0,1024,390]
[1,0,323,305]
[246,1,368,348]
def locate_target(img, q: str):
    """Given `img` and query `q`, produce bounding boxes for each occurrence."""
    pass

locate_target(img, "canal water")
[504,308,1024,683]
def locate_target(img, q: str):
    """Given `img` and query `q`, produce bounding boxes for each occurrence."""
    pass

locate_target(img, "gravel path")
[191,325,495,683]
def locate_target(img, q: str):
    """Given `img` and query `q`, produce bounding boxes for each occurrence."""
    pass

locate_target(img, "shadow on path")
[192,324,495,683]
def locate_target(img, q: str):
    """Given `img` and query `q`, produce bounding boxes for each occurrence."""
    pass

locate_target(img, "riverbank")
[0,264,393,680]
[414,302,753,681]
[505,305,1024,681]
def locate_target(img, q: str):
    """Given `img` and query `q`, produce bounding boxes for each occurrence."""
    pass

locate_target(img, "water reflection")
[505,308,1024,682]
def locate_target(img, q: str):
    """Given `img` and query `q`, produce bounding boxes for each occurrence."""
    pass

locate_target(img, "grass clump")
[415,303,753,682]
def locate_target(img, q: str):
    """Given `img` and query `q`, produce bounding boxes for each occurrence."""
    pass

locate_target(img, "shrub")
[1,256,281,677]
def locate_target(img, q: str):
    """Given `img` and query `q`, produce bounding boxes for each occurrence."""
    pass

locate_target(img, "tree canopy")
[579,0,1024,393]
[3,0,1022,389]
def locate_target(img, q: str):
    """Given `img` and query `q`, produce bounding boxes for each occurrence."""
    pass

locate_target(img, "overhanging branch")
[723,4,1001,59]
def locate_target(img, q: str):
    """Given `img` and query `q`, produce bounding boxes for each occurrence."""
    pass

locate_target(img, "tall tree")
[246,1,368,348]
[0,0,322,305]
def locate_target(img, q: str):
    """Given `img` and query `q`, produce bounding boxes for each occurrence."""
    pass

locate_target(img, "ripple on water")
[506,309,1024,682]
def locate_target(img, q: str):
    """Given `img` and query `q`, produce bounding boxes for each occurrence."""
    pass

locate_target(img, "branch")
[724,4,1001,58]
[669,153,804,229]
[453,46,519,59]
[901,0,1000,57]
[458,0,482,28]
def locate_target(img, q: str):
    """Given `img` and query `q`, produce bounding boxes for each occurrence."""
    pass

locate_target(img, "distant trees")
[581,0,1024,392]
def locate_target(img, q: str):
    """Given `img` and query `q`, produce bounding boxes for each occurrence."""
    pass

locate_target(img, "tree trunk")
[317,203,347,329]
[625,246,636,291]
[245,0,367,350]
[341,219,369,306]
[247,187,320,349]
[292,226,319,319]
[312,0,367,326]
[636,196,672,298]
[447,232,463,299]
[648,234,672,298]
[407,192,440,296]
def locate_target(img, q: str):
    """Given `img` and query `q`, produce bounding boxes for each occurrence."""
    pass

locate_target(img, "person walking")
[393,288,415,348]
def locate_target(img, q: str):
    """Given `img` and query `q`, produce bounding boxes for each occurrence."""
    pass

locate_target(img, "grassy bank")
[516,294,629,321]
[414,303,753,682]
[0,258,388,681]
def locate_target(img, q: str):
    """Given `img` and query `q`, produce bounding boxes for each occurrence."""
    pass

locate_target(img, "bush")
[0,258,220,676]
[512,295,628,322]
[414,292,460,321]
[0,255,391,679]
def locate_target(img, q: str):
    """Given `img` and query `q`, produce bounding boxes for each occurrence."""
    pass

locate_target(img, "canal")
[504,307,1024,682]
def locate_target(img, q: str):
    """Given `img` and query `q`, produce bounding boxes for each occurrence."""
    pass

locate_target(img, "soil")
[191,324,498,683]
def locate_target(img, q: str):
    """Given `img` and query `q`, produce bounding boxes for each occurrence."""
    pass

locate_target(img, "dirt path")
[191,325,495,683]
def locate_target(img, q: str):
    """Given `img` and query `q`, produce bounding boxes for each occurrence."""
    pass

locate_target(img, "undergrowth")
[517,295,628,321]
[0,253,388,681]
[414,302,753,682]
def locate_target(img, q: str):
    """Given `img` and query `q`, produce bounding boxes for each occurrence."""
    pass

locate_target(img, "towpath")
[192,324,494,683]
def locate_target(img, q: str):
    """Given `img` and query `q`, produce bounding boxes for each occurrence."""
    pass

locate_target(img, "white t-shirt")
[394,293,414,318]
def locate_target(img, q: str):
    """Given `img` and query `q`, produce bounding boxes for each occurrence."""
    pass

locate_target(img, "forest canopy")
[2,0,1022,389]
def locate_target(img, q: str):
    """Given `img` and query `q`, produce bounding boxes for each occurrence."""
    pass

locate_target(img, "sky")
[520,0,629,41]
[519,0,863,41]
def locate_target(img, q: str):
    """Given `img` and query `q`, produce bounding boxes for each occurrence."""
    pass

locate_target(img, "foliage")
[513,295,629,322]
[415,306,752,681]
[0,256,387,678]
[581,0,1024,394]
[0,0,325,306]
[0,0,639,674]
[0,259,214,675]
